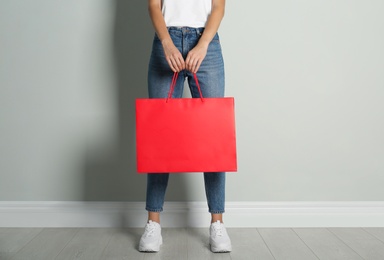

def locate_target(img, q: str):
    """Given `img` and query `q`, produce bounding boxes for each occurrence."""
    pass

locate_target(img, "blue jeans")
[146,27,226,214]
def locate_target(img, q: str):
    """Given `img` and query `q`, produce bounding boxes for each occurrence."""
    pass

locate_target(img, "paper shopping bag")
[135,73,237,173]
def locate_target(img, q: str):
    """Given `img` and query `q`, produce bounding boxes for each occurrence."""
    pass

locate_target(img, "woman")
[139,0,231,253]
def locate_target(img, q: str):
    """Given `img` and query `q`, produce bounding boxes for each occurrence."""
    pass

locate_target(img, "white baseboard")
[1,201,384,228]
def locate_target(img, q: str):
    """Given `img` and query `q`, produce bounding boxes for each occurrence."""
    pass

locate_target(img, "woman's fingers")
[185,57,193,71]
[174,56,185,72]
[166,57,176,72]
[186,57,204,73]
[163,42,185,72]
[167,54,185,72]
[186,56,202,73]
[194,60,203,74]
[186,45,207,73]
[187,60,197,73]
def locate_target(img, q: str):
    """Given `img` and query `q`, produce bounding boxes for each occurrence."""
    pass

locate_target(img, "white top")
[162,0,212,28]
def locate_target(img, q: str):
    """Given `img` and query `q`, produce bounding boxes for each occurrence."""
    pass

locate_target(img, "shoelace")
[212,222,224,237]
[143,222,157,237]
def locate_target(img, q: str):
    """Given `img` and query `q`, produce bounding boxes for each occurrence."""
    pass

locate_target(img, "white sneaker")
[139,220,163,252]
[209,220,232,253]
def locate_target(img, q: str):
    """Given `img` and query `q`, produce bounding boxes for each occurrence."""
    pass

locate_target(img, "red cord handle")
[166,72,204,103]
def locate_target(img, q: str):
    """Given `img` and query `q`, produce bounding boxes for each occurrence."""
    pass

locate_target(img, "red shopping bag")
[135,72,237,173]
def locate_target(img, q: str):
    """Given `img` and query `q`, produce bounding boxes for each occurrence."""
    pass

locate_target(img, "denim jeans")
[146,27,226,214]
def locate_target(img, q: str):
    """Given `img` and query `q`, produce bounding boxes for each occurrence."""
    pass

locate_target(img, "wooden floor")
[1,227,384,260]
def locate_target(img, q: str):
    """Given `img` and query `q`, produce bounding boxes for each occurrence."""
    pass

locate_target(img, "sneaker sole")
[139,237,163,252]
[210,244,232,253]
[139,247,160,252]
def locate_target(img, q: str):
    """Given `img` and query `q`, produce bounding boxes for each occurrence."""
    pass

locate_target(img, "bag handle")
[166,72,204,103]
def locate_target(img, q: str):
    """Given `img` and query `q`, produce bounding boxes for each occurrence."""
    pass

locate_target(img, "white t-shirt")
[162,0,212,28]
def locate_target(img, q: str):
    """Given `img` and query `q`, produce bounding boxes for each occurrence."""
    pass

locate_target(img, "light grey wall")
[1,0,383,202]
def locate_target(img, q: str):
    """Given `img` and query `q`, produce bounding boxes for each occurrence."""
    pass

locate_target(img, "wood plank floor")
[1,227,384,260]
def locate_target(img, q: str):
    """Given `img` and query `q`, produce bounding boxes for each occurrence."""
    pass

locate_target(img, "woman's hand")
[185,43,208,73]
[162,39,185,72]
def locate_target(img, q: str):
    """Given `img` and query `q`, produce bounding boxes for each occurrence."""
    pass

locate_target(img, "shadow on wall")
[81,0,189,222]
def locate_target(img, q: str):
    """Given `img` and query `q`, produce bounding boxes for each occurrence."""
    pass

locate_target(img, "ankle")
[148,211,160,224]
[211,213,223,224]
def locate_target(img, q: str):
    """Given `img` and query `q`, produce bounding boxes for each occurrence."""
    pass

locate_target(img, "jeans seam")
[210,210,225,214]
[146,207,163,213]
